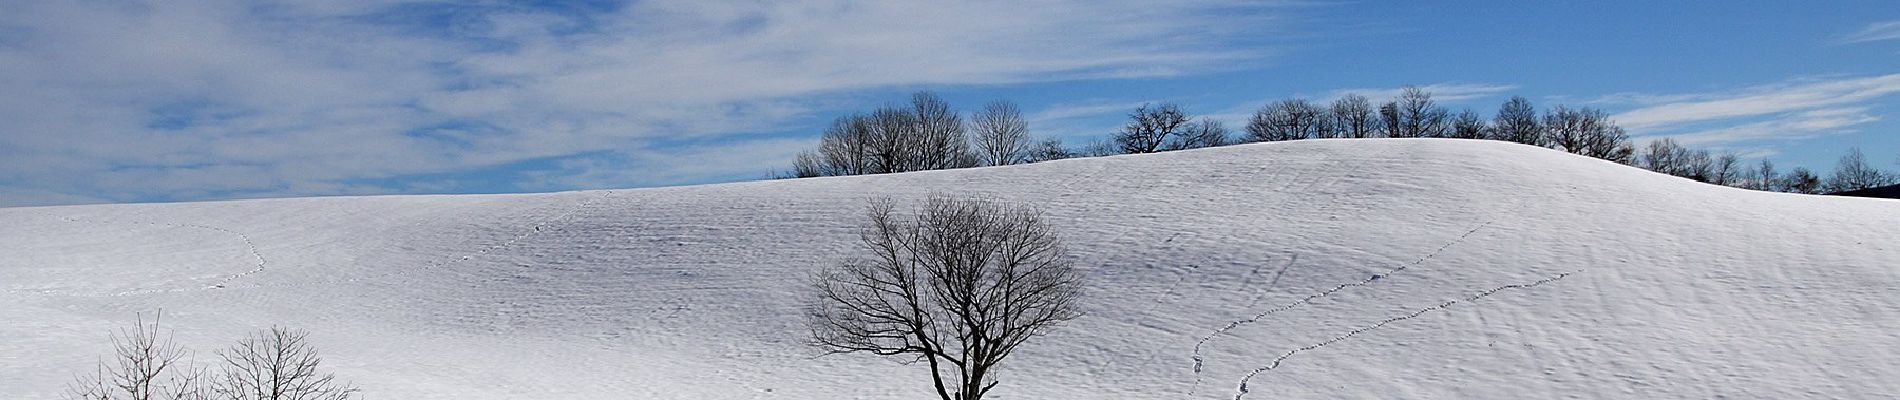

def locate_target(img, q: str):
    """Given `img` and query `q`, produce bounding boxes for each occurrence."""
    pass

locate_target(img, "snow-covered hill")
[4,139,1897,399]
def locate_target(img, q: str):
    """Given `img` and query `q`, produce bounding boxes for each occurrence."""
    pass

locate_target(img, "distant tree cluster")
[65,312,359,400]
[1635,139,1899,194]
[1233,87,1634,164]
[790,92,1061,178]
[785,88,1895,196]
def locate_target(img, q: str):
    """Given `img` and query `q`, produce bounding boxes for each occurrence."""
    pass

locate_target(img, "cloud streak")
[1841,20,1900,44]
[0,0,1291,206]
[1601,74,1900,149]
[1612,74,1900,130]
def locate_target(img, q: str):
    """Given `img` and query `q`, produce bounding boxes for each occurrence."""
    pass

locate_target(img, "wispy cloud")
[1611,74,1900,130]
[1607,74,1900,147]
[0,0,1292,206]
[1841,20,1900,44]
[1659,107,1880,146]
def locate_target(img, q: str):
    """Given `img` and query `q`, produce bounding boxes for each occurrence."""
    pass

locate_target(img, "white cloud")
[1611,74,1900,130]
[1652,107,1880,147]
[1841,20,1900,44]
[0,0,1291,205]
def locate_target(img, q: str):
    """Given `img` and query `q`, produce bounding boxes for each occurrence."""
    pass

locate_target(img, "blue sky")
[0,1,1896,207]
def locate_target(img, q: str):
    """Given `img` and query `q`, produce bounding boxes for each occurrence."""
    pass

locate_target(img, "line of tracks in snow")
[1185,221,1493,397]
[1229,270,1579,400]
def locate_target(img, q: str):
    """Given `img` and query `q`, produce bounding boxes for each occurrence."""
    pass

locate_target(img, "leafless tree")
[213,327,358,400]
[1542,106,1634,163]
[1329,94,1377,138]
[971,101,1030,166]
[867,107,919,173]
[1783,167,1823,194]
[814,114,877,176]
[1824,147,1897,192]
[792,92,979,176]
[1376,101,1402,138]
[1490,96,1544,145]
[1710,152,1742,186]
[1640,139,1680,174]
[1751,158,1778,191]
[66,312,206,400]
[1115,103,1191,154]
[1582,126,1636,165]
[789,151,824,178]
[1450,109,1488,139]
[1080,138,1120,158]
[905,92,975,171]
[1246,98,1326,142]
[1173,118,1229,150]
[808,197,1084,400]
[1385,86,1450,138]
[1678,149,1714,182]
[1543,105,1591,153]
[1025,138,1073,163]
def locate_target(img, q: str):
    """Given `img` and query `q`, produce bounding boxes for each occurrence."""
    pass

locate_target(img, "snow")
[3,138,1897,399]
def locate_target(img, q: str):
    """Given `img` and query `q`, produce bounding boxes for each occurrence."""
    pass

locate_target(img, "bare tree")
[1824,147,1897,192]
[1450,109,1488,139]
[1490,96,1543,145]
[1246,98,1326,142]
[1783,167,1823,194]
[1386,86,1450,138]
[907,92,975,171]
[1080,138,1120,157]
[793,91,979,176]
[1329,94,1377,138]
[1580,125,1636,165]
[867,106,919,173]
[1115,103,1191,154]
[1679,149,1714,183]
[214,327,358,400]
[1751,158,1779,191]
[66,311,205,400]
[1025,137,1073,163]
[1173,118,1229,150]
[789,151,824,178]
[1376,101,1402,138]
[1541,106,1635,164]
[1543,105,1591,153]
[970,101,1030,166]
[1709,152,1742,187]
[814,114,877,176]
[1640,139,1680,174]
[809,197,1084,400]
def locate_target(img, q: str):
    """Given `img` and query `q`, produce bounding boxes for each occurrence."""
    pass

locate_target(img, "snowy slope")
[3,139,1897,399]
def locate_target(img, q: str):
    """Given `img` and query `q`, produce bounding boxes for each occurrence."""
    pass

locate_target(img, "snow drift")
[3,139,1896,399]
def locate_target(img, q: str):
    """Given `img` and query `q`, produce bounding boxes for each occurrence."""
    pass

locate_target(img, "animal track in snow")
[1229,270,1578,400]
[59,216,268,293]
[1186,221,1492,397]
